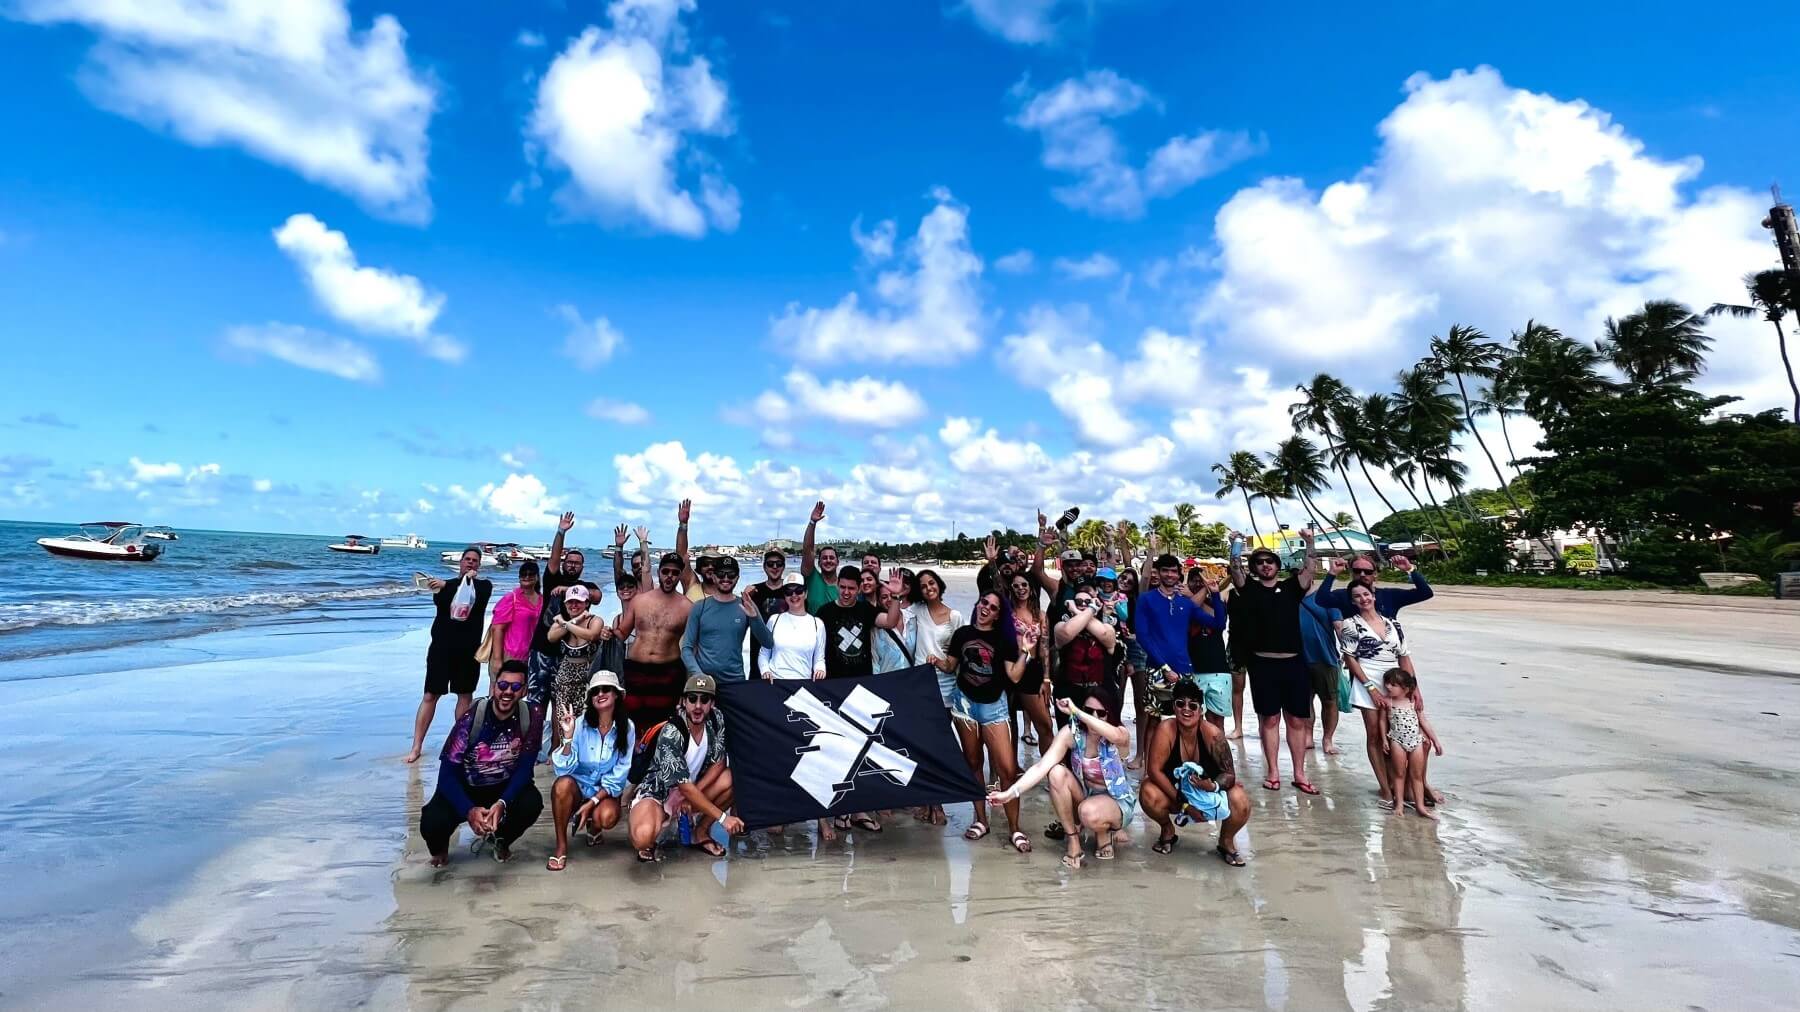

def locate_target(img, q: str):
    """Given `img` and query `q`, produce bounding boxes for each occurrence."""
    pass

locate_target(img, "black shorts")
[1247,655,1312,719]
[424,649,480,696]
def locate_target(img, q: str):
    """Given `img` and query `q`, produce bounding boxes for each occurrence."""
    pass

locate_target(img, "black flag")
[717,665,982,829]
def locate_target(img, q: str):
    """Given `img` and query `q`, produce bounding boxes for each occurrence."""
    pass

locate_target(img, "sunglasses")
[975,600,999,611]
[1172,698,1202,712]
[1352,568,1376,575]
[783,586,807,595]
[590,686,619,697]
[684,693,715,705]
[494,681,526,694]
[765,560,785,568]
[658,567,681,577]
[1073,597,1093,608]
[1082,705,1109,719]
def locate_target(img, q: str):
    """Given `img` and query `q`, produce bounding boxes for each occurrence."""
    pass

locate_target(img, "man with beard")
[800,501,837,615]
[616,501,694,732]
[1228,531,1320,795]
[1313,553,1433,619]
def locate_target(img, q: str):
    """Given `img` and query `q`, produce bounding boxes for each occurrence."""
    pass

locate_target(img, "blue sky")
[3,0,1797,544]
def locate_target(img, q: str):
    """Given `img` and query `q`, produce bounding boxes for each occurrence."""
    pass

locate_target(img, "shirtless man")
[616,500,694,730]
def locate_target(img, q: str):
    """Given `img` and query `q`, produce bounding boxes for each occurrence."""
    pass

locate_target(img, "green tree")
[1429,324,1556,562]
[1068,518,1109,552]
[1212,451,1267,543]
[1508,321,1614,428]
[1290,373,1381,559]
[1707,270,1799,426]
[1269,436,1348,550]
[1599,299,1713,394]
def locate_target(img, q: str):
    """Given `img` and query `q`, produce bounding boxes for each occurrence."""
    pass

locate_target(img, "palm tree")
[1508,322,1613,427]
[1147,514,1182,554]
[1429,324,1557,562]
[1329,510,1356,529]
[1249,469,1289,544]
[1479,339,1530,471]
[1068,519,1109,552]
[1171,502,1199,539]
[1599,299,1713,393]
[1212,451,1266,543]
[1290,373,1380,560]
[1268,436,1345,551]
[1335,394,1413,530]
[1707,270,1799,425]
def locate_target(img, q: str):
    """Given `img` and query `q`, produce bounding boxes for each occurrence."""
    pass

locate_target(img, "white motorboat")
[37,522,164,562]
[328,534,381,555]
[143,526,179,541]
[380,533,429,549]
[442,544,504,568]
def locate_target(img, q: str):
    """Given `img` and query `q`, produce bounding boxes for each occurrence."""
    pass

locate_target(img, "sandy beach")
[4,580,1799,1010]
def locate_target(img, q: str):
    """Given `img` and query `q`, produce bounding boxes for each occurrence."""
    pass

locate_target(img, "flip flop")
[1095,842,1115,860]
[636,846,659,863]
[1262,777,1281,791]
[1216,844,1246,867]
[545,854,567,871]
[1061,852,1085,870]
[1043,820,1067,841]
[1291,780,1321,796]
[1152,834,1178,855]
[695,839,726,858]
[851,814,882,833]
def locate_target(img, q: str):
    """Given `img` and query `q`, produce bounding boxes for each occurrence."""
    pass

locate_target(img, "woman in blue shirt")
[546,669,635,871]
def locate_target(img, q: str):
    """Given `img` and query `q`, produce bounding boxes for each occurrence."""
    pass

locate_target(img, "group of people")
[409,499,1447,871]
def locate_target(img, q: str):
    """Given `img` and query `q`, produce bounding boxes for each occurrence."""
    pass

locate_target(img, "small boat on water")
[144,526,179,542]
[37,522,164,562]
[328,534,381,555]
[380,533,429,549]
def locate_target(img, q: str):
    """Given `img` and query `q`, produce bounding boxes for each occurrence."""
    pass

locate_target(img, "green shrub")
[1455,520,1513,573]
[1621,528,1714,585]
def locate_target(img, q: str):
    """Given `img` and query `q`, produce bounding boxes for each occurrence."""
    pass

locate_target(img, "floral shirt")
[1337,613,1410,673]
[636,709,728,802]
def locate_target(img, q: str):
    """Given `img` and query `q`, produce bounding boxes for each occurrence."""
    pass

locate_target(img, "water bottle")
[678,811,694,846]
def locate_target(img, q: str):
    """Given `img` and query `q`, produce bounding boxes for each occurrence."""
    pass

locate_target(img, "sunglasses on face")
[494,681,526,694]
[1352,568,1376,575]
[1082,705,1108,719]
[766,560,784,569]
[1074,597,1092,608]
[590,686,619,697]
[659,568,681,577]
[975,600,999,611]
[1172,698,1202,713]
[684,693,715,705]
[783,586,807,596]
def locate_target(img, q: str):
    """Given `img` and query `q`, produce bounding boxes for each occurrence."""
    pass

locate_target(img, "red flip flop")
[1291,780,1321,795]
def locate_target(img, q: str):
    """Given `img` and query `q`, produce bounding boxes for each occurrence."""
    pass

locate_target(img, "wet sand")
[4,585,1799,1009]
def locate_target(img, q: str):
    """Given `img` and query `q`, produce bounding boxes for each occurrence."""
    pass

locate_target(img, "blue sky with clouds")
[3,0,1797,543]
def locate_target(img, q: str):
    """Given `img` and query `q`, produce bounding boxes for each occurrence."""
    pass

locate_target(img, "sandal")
[1216,844,1246,867]
[1151,833,1178,855]
[964,821,990,842]
[584,827,604,847]
[1262,777,1281,791]
[1292,780,1321,796]
[851,814,882,833]
[1043,820,1067,841]
[1061,852,1085,870]
[636,846,659,863]
[1378,798,1397,811]
[833,815,852,832]
[545,854,567,871]
[1008,831,1032,853]
[696,839,726,858]
[1096,842,1115,860]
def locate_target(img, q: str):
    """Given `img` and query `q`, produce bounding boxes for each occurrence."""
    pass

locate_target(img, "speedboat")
[442,544,503,568]
[37,522,164,562]
[328,534,381,555]
[380,533,429,549]
[144,526,179,541]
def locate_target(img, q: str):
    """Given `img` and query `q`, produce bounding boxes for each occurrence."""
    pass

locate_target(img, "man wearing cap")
[1228,530,1320,794]
[680,555,773,683]
[744,549,789,679]
[419,659,543,866]
[1313,553,1433,620]
[627,674,741,861]
[617,501,696,733]
[546,669,632,871]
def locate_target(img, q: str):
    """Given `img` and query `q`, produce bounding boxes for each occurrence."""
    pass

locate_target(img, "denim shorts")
[950,686,1010,726]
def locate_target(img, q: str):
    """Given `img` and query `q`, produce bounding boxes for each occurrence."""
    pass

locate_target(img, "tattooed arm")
[1204,724,1238,792]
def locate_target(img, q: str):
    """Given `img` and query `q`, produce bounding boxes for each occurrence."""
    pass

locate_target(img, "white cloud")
[772,189,984,364]
[499,451,526,469]
[1011,70,1260,218]
[960,0,1061,43]
[525,0,739,237]
[614,440,749,507]
[937,420,1053,475]
[851,216,896,262]
[129,457,183,482]
[13,0,436,222]
[515,29,545,48]
[224,323,382,382]
[1192,66,1777,407]
[468,473,562,528]
[415,497,434,513]
[586,397,652,425]
[558,304,625,369]
[1052,252,1120,280]
[273,214,461,361]
[749,370,927,429]
[994,249,1036,274]
[252,478,273,493]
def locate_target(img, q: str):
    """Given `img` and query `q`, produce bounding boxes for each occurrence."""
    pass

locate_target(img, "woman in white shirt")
[758,573,826,681]
[1337,583,1420,810]
[906,568,962,827]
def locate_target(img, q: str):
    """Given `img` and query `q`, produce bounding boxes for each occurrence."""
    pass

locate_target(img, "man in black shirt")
[744,548,789,679]
[1228,529,1318,795]
[816,565,877,679]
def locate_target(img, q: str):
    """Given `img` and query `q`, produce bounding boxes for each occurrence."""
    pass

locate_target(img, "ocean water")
[0,521,615,675]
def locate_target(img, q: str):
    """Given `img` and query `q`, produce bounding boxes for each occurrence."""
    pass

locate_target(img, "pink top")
[490,588,542,660]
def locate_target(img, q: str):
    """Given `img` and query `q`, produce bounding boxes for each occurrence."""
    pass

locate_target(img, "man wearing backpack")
[418,660,543,865]
[626,674,741,862]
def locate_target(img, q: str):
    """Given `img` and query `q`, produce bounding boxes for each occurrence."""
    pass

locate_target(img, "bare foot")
[1322,741,1342,755]
[818,818,836,842]
[1427,787,1446,805]
[1228,728,1244,740]
[1417,807,1440,822]
[429,853,448,867]
[403,749,423,764]
[929,806,947,826]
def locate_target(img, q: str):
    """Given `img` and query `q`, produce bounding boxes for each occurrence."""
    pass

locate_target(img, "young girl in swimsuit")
[1381,668,1443,821]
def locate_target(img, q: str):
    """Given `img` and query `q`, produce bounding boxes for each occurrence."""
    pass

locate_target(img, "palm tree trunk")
[1238,489,1264,543]
[1455,371,1558,563]
[1497,412,1521,473]
[1419,479,1457,560]
[1333,461,1384,564]
[1295,490,1345,564]
[1262,497,1286,545]
[1773,318,1800,427]
[1392,471,1445,552]
[1358,458,1416,543]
